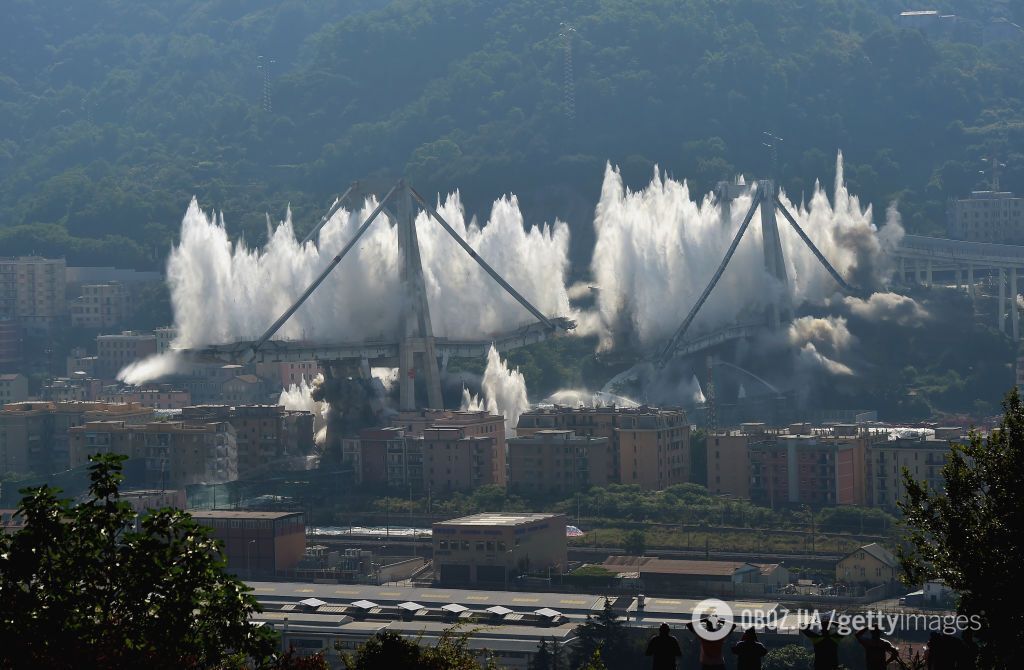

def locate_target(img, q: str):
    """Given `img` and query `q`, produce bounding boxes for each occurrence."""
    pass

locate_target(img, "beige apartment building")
[422,426,502,494]
[393,409,506,455]
[948,190,1024,243]
[0,373,28,407]
[69,419,238,487]
[180,404,314,478]
[507,430,611,495]
[0,257,67,330]
[433,513,567,585]
[95,331,158,379]
[70,282,132,329]
[0,400,154,475]
[516,406,690,490]
[0,320,20,372]
[341,410,509,493]
[868,430,961,509]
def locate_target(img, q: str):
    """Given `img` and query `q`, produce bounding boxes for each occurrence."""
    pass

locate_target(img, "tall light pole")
[247,539,256,578]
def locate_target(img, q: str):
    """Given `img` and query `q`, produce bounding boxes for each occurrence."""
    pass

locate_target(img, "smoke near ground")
[117,350,183,385]
[461,346,529,434]
[279,374,328,445]
[587,152,905,351]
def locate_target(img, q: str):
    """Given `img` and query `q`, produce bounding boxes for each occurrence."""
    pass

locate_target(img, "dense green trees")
[339,629,493,669]
[2,0,1022,269]
[0,454,281,668]
[900,387,1024,668]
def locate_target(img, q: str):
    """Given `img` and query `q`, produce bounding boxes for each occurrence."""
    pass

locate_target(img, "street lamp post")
[247,539,256,578]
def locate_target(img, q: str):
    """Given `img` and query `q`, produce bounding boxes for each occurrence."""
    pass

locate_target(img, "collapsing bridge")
[656,179,856,367]
[185,180,574,410]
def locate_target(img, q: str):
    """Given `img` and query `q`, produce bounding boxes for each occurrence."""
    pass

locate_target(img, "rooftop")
[189,510,303,520]
[602,556,776,577]
[435,512,563,528]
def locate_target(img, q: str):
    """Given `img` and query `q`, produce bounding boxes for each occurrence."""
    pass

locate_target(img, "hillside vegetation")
[1,0,1022,269]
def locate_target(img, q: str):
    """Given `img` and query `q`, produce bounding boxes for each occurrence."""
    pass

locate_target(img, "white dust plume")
[587,152,904,351]
[460,346,530,434]
[543,389,640,408]
[117,350,184,385]
[166,193,571,349]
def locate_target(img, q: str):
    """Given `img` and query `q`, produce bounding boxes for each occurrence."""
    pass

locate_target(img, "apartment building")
[70,282,132,329]
[516,405,690,490]
[947,190,1024,243]
[0,257,67,331]
[0,319,20,372]
[507,430,611,495]
[706,424,769,498]
[868,430,960,509]
[95,331,157,379]
[101,386,192,410]
[180,404,315,479]
[421,427,502,494]
[748,430,873,507]
[0,374,28,407]
[392,409,506,457]
[341,411,510,493]
[69,419,238,487]
[0,400,154,475]
[256,360,321,388]
[154,326,177,354]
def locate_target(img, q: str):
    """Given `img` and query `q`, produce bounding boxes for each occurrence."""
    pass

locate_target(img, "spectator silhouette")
[855,627,899,670]
[925,631,970,669]
[801,616,846,670]
[685,616,735,670]
[959,629,978,670]
[645,623,683,670]
[731,627,768,670]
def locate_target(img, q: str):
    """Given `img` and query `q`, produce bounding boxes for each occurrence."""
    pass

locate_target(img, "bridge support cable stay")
[409,186,557,331]
[658,190,764,365]
[252,182,400,353]
[300,182,359,245]
[774,195,855,293]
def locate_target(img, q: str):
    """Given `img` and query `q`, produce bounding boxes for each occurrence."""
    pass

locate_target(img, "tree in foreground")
[575,648,607,670]
[529,639,553,670]
[900,387,1024,668]
[340,629,494,670]
[0,454,280,669]
[570,598,633,669]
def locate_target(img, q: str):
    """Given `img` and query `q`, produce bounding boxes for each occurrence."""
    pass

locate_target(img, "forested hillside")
[1,0,1022,269]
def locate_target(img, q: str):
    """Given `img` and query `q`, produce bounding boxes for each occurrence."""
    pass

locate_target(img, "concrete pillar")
[967,263,975,301]
[899,256,906,285]
[1013,267,1020,342]
[915,260,923,285]
[955,265,962,290]
[926,259,933,288]
[999,268,1007,333]
[758,181,790,329]
[396,182,443,410]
